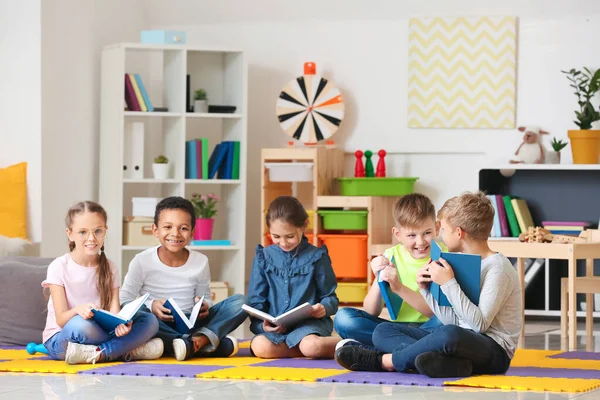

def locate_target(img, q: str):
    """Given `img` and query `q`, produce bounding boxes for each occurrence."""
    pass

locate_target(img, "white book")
[163,296,205,334]
[242,302,312,328]
[92,293,150,333]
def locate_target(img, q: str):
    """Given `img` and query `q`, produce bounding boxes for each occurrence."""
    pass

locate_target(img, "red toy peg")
[354,150,365,178]
[376,149,387,178]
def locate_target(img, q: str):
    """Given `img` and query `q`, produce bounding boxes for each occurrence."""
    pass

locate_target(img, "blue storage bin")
[141,30,187,45]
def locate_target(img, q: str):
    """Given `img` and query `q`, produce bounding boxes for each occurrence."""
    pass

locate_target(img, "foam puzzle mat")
[1,344,600,393]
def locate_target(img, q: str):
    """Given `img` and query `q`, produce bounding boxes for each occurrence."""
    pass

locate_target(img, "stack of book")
[124,73,153,112]
[486,195,534,238]
[541,221,590,235]
[186,140,240,180]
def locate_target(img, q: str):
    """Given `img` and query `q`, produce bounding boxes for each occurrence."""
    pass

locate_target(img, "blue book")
[186,140,197,179]
[191,240,232,246]
[222,141,234,179]
[163,296,205,334]
[429,241,481,307]
[134,74,154,112]
[92,293,149,334]
[208,143,228,179]
[377,255,403,320]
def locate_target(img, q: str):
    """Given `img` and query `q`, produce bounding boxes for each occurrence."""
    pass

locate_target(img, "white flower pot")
[194,100,208,113]
[152,163,170,179]
[545,151,561,164]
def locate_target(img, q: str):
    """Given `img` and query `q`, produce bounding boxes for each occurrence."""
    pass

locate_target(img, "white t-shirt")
[42,253,119,343]
[120,246,212,314]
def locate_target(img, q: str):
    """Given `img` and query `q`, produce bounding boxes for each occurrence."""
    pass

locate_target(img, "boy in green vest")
[334,193,443,347]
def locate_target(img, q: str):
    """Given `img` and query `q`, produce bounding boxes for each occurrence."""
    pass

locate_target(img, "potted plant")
[152,155,170,179]
[190,193,218,240]
[193,89,208,113]
[562,68,600,163]
[546,137,568,164]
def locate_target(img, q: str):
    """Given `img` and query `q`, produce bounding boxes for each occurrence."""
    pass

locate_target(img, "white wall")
[40,0,145,257]
[142,0,600,271]
[0,0,42,242]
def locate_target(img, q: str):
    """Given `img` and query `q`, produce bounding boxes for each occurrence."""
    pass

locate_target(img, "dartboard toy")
[276,62,345,144]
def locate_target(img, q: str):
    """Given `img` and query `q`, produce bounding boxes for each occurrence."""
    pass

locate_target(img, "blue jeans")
[151,294,248,356]
[334,307,442,346]
[372,323,511,374]
[44,311,159,362]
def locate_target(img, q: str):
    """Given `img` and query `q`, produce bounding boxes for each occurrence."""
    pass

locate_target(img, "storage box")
[318,234,368,279]
[265,162,313,182]
[123,217,160,246]
[209,281,229,304]
[140,30,187,45]
[132,197,161,217]
[336,282,369,303]
[337,177,418,196]
[318,210,368,230]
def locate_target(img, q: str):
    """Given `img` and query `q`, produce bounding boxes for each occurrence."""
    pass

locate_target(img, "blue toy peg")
[26,342,48,355]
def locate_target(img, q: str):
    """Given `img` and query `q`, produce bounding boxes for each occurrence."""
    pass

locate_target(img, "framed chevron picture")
[408,16,516,129]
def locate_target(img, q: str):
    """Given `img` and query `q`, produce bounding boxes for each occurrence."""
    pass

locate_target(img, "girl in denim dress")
[248,196,341,358]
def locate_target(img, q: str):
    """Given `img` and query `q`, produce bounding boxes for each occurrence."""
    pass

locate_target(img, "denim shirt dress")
[247,236,339,348]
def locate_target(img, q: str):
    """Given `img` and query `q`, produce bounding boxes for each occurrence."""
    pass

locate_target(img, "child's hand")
[379,266,403,293]
[429,257,455,286]
[370,255,392,276]
[263,320,286,334]
[75,303,96,320]
[309,303,326,319]
[416,262,432,290]
[114,321,132,337]
[195,297,209,320]
[151,300,174,322]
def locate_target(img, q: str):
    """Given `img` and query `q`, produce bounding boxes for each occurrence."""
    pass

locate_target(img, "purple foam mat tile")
[0,346,26,350]
[237,347,252,357]
[318,371,455,386]
[80,363,227,377]
[255,358,345,370]
[548,351,600,361]
[506,366,600,379]
[28,356,52,361]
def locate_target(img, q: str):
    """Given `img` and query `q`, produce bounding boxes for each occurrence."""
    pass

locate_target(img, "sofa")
[0,256,53,346]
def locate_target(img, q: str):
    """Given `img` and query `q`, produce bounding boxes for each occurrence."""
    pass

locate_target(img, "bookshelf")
[479,166,600,319]
[99,43,247,297]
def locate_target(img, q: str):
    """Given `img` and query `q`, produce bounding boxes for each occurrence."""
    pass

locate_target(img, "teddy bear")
[510,126,549,164]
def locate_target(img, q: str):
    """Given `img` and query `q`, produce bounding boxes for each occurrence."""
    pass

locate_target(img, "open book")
[163,296,205,335]
[430,241,481,307]
[92,293,150,334]
[377,255,403,320]
[242,302,312,328]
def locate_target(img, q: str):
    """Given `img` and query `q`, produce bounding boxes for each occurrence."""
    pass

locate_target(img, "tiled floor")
[2,321,600,399]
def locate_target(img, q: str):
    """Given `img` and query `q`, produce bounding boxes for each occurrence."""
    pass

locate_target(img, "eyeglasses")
[74,227,107,241]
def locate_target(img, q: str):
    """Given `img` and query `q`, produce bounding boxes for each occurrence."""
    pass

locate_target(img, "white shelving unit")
[99,43,247,296]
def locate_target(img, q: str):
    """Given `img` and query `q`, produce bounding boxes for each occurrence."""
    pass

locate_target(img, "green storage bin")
[337,177,418,196]
[318,210,368,230]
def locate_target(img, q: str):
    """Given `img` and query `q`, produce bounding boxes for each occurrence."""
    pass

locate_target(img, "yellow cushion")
[0,162,27,239]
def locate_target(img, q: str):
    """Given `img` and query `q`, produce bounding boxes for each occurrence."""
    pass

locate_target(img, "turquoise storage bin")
[141,30,187,45]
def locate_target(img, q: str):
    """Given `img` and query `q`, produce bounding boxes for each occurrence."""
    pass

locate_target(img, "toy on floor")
[518,227,587,244]
[510,126,549,164]
[26,342,48,355]
[275,62,345,144]
[354,149,387,178]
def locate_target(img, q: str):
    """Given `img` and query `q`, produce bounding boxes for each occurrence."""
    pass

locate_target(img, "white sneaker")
[335,338,361,352]
[65,343,103,365]
[126,338,164,361]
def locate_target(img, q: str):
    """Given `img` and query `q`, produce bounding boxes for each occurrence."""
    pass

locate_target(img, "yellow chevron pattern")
[408,16,517,128]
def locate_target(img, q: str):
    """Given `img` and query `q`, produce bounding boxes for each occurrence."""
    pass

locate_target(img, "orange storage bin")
[318,234,368,279]
[264,233,315,246]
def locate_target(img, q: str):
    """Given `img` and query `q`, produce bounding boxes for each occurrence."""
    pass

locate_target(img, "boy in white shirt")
[121,197,248,361]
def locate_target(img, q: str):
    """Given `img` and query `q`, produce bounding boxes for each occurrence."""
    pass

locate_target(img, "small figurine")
[364,150,375,177]
[354,150,365,177]
[510,126,549,164]
[376,149,387,177]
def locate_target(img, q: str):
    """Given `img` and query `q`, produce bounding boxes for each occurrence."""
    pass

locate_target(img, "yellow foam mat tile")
[239,341,250,349]
[197,366,347,382]
[0,349,47,360]
[511,349,600,370]
[136,356,264,367]
[0,359,114,374]
[446,376,600,393]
